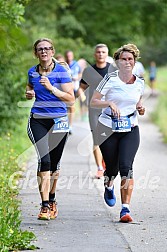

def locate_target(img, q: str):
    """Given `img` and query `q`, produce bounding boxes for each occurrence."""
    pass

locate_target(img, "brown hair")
[113,43,140,61]
[33,38,54,52]
[55,54,65,62]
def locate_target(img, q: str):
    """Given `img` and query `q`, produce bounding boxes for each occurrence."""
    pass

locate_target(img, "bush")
[0,132,36,251]
[151,93,167,143]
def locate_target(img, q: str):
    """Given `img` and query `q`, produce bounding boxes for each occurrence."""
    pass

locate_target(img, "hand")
[39,76,52,91]
[109,101,120,118]
[137,106,145,115]
[80,92,86,102]
[26,90,35,99]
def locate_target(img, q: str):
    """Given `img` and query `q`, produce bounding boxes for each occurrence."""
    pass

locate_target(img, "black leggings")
[98,123,140,180]
[27,115,68,172]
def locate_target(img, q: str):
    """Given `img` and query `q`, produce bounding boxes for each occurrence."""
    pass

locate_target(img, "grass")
[156,66,167,92]
[151,94,167,142]
[0,115,36,251]
[146,65,167,143]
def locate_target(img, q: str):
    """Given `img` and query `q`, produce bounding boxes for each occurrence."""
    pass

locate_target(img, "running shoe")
[120,207,133,223]
[69,127,72,135]
[38,206,50,220]
[49,201,58,219]
[104,186,116,207]
[95,170,104,179]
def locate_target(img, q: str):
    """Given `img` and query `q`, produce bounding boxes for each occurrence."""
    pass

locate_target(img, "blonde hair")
[33,38,54,52]
[113,43,140,61]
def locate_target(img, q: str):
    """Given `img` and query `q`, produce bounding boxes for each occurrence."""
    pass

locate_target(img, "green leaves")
[0,0,28,26]
[0,133,36,251]
[0,2,35,248]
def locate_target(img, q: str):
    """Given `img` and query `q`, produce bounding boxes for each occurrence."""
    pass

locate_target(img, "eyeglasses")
[36,47,53,52]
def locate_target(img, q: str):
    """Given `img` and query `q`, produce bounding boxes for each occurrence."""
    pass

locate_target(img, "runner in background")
[132,60,145,78]
[55,54,65,62]
[149,61,157,96]
[65,50,82,135]
[77,58,88,121]
[78,44,117,178]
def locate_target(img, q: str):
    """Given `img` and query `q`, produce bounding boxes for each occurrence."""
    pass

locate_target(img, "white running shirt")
[96,70,145,128]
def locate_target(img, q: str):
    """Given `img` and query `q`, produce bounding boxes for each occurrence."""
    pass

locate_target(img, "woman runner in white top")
[90,43,145,223]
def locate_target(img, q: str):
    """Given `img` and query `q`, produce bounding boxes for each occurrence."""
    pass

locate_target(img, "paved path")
[20,91,167,252]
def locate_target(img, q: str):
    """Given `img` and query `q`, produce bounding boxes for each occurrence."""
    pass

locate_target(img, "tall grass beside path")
[147,65,167,143]
[0,119,36,251]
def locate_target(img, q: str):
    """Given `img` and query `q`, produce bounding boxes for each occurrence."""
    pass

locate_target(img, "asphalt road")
[20,90,167,252]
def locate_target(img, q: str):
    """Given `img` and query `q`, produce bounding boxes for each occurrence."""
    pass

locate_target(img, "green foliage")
[66,1,165,44]
[22,0,167,64]
[23,0,69,43]
[0,2,36,248]
[151,66,167,143]
[57,13,86,38]
[55,37,93,61]
[0,50,31,133]
[0,0,25,26]
[141,38,167,66]
[0,131,36,251]
[58,0,167,61]
[23,0,92,60]
[151,94,167,143]
[0,0,32,134]
[139,0,167,38]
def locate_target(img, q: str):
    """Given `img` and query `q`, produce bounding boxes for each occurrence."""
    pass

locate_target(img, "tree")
[0,0,30,133]
[57,0,167,59]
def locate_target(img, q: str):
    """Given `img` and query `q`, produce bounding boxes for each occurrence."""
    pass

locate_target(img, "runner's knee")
[120,166,133,178]
[38,161,50,172]
[104,170,118,183]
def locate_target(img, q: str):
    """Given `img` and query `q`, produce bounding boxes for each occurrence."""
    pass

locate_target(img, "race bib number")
[53,115,69,133]
[112,116,131,132]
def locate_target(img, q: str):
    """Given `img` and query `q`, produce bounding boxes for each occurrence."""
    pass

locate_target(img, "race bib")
[52,115,69,133]
[112,116,131,132]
